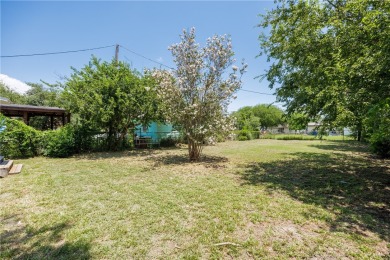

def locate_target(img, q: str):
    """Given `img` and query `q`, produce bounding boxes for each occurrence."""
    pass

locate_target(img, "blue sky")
[1,1,278,111]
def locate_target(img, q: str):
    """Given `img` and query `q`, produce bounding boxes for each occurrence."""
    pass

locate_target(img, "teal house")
[134,122,178,143]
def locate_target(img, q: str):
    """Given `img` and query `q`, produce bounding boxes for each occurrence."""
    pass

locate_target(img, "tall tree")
[259,0,390,141]
[252,104,284,129]
[63,57,160,150]
[153,28,246,161]
[232,106,259,131]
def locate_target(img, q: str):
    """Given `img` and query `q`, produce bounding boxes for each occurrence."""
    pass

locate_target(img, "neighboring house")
[134,122,178,143]
[268,122,330,135]
[306,122,321,134]
[268,124,293,134]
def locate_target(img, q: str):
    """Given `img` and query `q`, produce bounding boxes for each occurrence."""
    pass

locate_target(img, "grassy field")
[1,139,389,259]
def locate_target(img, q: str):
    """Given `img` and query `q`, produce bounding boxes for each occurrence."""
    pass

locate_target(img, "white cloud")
[0,74,31,94]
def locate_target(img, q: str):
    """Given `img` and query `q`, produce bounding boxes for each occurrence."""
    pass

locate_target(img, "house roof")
[0,103,67,117]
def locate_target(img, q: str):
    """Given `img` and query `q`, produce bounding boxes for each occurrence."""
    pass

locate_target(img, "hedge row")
[0,116,98,158]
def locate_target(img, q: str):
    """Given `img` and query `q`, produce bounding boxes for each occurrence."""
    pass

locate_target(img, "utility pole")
[115,44,119,62]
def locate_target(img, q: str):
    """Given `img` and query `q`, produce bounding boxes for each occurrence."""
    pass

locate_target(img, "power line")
[119,45,174,70]
[2,44,276,97]
[0,45,116,58]
[239,89,274,95]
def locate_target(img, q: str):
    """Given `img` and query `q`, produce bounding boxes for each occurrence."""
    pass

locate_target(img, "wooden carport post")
[23,112,28,125]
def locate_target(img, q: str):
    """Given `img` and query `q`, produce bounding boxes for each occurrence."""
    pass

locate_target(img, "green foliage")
[365,99,390,158]
[369,135,390,158]
[0,115,41,158]
[63,57,161,151]
[275,135,315,141]
[259,0,390,141]
[0,82,26,104]
[159,137,177,147]
[42,125,76,158]
[72,124,98,153]
[237,130,253,141]
[252,104,284,129]
[287,113,310,131]
[233,104,284,131]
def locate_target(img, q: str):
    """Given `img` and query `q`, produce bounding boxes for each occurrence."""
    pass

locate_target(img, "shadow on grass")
[0,215,91,259]
[240,152,390,242]
[309,140,369,153]
[148,153,228,167]
[76,149,158,160]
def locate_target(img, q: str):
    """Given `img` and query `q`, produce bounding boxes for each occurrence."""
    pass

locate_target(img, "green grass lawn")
[1,140,389,259]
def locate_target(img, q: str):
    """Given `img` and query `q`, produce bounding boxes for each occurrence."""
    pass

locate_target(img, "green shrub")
[73,125,96,153]
[0,116,42,158]
[160,137,177,147]
[369,133,390,158]
[42,125,76,158]
[365,98,390,158]
[237,130,253,141]
[251,131,260,139]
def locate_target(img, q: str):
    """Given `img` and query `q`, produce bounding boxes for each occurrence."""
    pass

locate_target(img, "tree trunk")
[107,127,116,151]
[188,139,202,161]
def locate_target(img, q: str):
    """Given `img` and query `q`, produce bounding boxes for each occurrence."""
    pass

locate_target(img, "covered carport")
[0,104,70,129]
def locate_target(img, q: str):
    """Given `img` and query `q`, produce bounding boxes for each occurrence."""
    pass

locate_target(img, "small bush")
[0,116,42,158]
[251,131,260,139]
[237,130,253,141]
[42,125,76,157]
[365,99,390,158]
[369,133,390,158]
[73,125,97,152]
[160,137,177,147]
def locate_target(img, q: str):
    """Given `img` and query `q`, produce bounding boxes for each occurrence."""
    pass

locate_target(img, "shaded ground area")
[308,140,370,153]
[0,214,90,259]
[147,153,228,167]
[240,151,390,243]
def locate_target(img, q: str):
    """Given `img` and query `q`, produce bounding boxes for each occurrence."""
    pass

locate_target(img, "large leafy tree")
[259,0,390,141]
[252,104,284,129]
[232,106,259,131]
[232,104,284,131]
[63,57,160,150]
[153,28,246,161]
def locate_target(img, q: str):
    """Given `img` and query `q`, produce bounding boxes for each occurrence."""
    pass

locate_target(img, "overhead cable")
[120,45,174,70]
[0,45,116,58]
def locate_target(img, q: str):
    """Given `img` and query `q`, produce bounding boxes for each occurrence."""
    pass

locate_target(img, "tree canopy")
[63,57,161,150]
[259,0,390,143]
[232,104,284,131]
